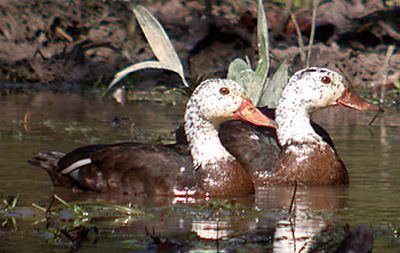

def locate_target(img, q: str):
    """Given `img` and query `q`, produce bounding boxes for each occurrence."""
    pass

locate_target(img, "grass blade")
[306,0,319,68]
[103,61,174,96]
[132,6,188,86]
[103,5,189,97]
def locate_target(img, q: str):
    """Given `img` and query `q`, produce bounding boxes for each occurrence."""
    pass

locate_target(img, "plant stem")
[380,45,396,104]
[288,181,298,214]
[306,0,318,68]
[290,12,306,63]
[32,203,47,212]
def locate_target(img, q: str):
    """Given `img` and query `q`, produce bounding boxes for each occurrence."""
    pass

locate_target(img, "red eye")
[219,87,230,95]
[321,76,331,84]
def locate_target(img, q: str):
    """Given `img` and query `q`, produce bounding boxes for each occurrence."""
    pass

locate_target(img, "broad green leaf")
[227,0,286,107]
[102,61,176,96]
[227,58,262,103]
[255,0,270,81]
[258,60,288,108]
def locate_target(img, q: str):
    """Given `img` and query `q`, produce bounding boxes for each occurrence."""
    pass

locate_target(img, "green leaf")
[103,5,188,97]
[227,58,252,82]
[258,60,288,108]
[227,59,263,103]
[255,0,270,81]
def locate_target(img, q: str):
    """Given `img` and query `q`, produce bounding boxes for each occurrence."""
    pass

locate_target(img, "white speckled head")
[184,79,278,170]
[281,67,346,112]
[276,67,380,147]
[276,67,346,146]
[185,79,244,125]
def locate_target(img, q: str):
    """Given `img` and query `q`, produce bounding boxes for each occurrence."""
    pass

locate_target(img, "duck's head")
[185,79,277,128]
[282,67,382,112]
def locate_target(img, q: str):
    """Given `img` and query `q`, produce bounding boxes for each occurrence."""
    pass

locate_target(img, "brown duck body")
[257,142,348,186]
[31,143,195,195]
[196,160,254,196]
[31,142,255,197]
[219,107,349,186]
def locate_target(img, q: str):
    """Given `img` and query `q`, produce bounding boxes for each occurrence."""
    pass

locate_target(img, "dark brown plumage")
[259,142,348,186]
[30,143,194,195]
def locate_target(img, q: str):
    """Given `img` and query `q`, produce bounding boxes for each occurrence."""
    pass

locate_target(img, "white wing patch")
[61,158,92,175]
[250,134,260,140]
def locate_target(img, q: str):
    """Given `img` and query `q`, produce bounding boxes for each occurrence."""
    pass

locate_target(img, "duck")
[176,67,382,185]
[29,79,277,197]
[264,67,382,185]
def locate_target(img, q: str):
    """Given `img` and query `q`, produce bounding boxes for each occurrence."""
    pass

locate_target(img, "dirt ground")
[0,0,399,94]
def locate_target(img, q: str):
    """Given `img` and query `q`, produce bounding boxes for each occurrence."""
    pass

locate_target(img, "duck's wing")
[30,143,194,195]
[310,121,335,150]
[29,143,131,188]
[219,120,280,178]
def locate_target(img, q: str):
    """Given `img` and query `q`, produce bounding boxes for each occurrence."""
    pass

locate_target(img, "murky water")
[0,91,399,252]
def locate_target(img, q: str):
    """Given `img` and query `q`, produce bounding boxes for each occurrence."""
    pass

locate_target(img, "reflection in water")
[192,220,232,239]
[53,184,344,252]
[170,185,345,252]
[257,186,345,252]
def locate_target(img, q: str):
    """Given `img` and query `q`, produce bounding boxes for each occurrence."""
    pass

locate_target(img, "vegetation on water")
[2,190,400,252]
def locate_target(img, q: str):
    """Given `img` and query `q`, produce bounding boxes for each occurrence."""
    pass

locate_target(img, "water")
[0,91,399,252]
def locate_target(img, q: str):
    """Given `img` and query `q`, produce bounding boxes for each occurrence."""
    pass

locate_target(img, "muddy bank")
[0,0,399,90]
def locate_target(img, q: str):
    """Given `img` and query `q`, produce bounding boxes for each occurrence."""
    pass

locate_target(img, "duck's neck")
[185,111,234,170]
[276,96,323,147]
[184,107,254,196]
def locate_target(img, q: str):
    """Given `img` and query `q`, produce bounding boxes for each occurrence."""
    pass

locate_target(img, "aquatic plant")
[32,194,148,223]
[104,0,288,107]
[1,193,19,230]
[1,192,19,212]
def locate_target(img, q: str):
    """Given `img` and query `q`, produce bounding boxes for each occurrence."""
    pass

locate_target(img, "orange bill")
[233,96,278,129]
[337,89,383,112]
